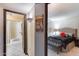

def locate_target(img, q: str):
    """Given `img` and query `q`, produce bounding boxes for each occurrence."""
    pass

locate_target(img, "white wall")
[48,16,79,29]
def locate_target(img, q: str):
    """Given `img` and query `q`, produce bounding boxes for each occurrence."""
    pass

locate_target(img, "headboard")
[53,27,77,37]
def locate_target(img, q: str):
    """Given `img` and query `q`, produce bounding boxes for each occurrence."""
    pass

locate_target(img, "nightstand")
[75,39,79,47]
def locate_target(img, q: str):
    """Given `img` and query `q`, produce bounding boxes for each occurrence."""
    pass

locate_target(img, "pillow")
[60,32,66,38]
[52,31,60,36]
[67,33,72,36]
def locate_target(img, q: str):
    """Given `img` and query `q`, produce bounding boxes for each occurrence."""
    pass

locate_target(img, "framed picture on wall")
[35,16,44,32]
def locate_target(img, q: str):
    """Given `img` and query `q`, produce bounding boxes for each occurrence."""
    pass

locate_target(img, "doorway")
[3,9,26,56]
[45,3,79,56]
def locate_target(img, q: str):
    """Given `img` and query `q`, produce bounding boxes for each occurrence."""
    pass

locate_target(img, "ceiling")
[48,3,79,18]
[0,3,34,13]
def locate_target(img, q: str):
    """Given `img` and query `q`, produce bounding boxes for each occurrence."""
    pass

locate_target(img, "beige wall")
[10,22,16,39]
[27,5,35,56]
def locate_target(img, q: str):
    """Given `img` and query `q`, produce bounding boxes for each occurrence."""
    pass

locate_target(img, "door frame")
[44,3,49,56]
[3,9,27,56]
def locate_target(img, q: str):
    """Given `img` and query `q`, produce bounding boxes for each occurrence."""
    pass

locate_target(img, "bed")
[48,28,76,53]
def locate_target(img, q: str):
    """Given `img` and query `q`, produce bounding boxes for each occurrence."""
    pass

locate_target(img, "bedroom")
[47,3,79,56]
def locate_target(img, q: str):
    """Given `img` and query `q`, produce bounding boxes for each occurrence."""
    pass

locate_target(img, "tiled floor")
[48,47,79,56]
[6,41,26,56]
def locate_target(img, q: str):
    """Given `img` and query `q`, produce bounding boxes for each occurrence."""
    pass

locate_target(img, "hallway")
[6,41,26,56]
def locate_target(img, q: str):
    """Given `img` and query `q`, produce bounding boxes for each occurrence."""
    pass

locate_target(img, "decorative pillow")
[60,32,66,38]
